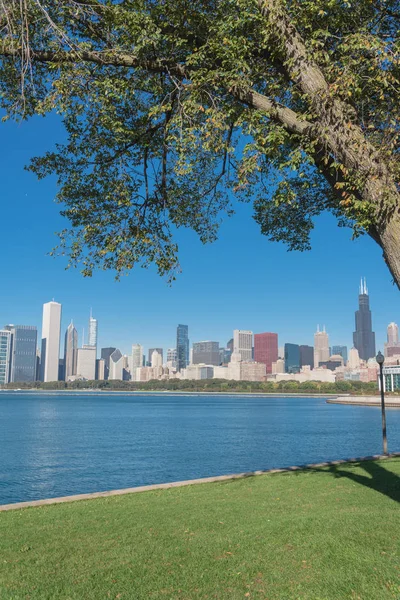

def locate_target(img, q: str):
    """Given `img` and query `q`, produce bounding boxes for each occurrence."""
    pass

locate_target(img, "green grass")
[1,459,400,600]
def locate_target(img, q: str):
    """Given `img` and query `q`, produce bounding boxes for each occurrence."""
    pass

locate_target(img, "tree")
[333,380,352,392]
[0,0,399,282]
[299,381,319,392]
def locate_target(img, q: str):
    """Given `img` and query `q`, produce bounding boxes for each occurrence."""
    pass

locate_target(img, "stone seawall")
[327,396,400,407]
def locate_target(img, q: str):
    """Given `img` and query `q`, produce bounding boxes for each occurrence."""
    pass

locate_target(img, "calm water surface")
[1,392,400,504]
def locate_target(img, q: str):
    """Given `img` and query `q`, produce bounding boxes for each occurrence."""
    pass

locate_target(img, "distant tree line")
[2,379,381,395]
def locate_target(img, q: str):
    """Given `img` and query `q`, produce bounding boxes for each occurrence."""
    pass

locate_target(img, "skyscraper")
[64,321,78,381]
[40,301,62,382]
[233,330,253,362]
[132,344,143,368]
[254,333,278,374]
[35,348,40,381]
[219,347,232,365]
[384,322,400,357]
[58,358,65,381]
[353,278,376,361]
[76,345,96,380]
[176,324,189,371]
[0,329,12,384]
[348,347,360,369]
[101,347,116,379]
[131,344,144,380]
[96,358,105,380]
[299,345,314,369]
[284,343,300,373]
[109,348,123,380]
[387,322,399,345]
[88,310,98,353]
[151,350,163,368]
[192,341,220,365]
[166,347,177,370]
[148,348,163,364]
[4,325,37,382]
[314,326,330,367]
[331,345,348,364]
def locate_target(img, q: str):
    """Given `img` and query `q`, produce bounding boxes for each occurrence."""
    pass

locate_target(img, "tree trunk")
[377,214,400,290]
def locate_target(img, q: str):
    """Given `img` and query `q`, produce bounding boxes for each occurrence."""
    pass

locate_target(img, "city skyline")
[1,280,398,385]
[0,229,397,357]
[0,279,395,362]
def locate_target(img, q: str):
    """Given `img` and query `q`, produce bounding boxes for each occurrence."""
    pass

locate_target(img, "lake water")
[1,392,400,505]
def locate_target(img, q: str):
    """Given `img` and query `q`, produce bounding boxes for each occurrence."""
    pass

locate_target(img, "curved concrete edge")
[327,396,400,407]
[1,452,400,513]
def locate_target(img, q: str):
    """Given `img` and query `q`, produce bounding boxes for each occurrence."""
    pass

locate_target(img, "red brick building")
[254,333,278,374]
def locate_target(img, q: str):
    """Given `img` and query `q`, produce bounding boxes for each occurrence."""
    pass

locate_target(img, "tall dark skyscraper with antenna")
[353,278,376,361]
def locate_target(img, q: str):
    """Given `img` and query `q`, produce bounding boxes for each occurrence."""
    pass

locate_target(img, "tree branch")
[0,43,313,137]
[0,45,187,78]
[232,87,311,136]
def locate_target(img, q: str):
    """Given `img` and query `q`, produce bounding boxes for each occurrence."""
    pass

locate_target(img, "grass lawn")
[1,459,399,600]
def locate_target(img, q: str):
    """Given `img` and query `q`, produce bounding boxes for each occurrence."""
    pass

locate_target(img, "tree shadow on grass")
[223,460,400,504]
[312,460,400,504]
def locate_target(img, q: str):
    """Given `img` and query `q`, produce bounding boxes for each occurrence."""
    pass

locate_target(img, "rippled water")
[1,392,400,504]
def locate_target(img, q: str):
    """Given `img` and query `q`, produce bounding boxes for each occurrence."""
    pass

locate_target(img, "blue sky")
[0,113,398,356]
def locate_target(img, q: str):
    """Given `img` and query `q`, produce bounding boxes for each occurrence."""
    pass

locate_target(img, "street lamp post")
[376,351,388,455]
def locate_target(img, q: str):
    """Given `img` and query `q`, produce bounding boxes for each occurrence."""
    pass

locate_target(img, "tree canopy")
[0,0,399,282]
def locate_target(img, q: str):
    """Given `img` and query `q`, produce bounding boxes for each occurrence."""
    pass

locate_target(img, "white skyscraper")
[76,345,96,380]
[132,344,144,366]
[131,344,143,380]
[233,330,253,362]
[109,348,124,380]
[151,350,163,368]
[314,325,330,368]
[64,321,78,381]
[384,321,400,357]
[387,322,399,346]
[40,301,62,382]
[88,309,98,352]
[348,347,361,369]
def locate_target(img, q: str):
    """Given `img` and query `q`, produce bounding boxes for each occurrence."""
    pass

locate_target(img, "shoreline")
[328,395,400,408]
[3,389,400,404]
[1,452,399,511]
[0,389,342,398]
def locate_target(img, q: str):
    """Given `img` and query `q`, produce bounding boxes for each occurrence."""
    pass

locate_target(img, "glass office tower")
[176,324,189,371]
[284,343,300,374]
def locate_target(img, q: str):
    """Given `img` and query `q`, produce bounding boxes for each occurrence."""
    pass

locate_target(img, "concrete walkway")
[327,396,400,407]
[1,452,399,512]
